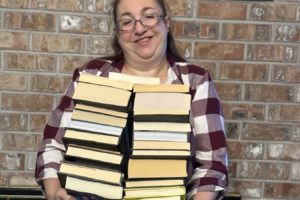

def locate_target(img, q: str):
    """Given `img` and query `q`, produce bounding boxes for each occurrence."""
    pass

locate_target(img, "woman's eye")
[144,14,155,19]
[121,20,132,26]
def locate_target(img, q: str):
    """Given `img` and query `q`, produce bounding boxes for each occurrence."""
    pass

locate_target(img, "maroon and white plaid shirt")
[35,55,228,200]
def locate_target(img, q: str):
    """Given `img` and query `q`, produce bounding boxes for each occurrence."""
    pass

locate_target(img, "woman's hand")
[193,191,218,200]
[52,187,76,200]
[43,178,76,200]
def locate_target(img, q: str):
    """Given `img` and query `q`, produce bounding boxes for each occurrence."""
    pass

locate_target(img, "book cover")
[128,159,187,179]
[73,82,132,112]
[133,122,191,133]
[63,130,121,152]
[75,103,128,118]
[133,131,189,142]
[124,186,186,199]
[58,173,123,200]
[133,84,189,93]
[65,144,123,166]
[59,161,123,185]
[132,140,190,151]
[131,149,190,158]
[68,120,124,137]
[125,179,184,188]
[71,109,127,128]
[79,72,133,91]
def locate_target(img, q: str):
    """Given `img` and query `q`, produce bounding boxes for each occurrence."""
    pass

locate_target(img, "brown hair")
[109,0,186,62]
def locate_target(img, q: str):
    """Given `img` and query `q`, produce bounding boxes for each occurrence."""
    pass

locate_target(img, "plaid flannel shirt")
[35,55,228,199]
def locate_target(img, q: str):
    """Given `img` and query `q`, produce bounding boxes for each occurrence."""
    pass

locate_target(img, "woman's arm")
[44,178,75,200]
[193,191,218,200]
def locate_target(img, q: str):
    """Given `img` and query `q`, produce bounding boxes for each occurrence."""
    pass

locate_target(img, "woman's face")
[116,0,170,64]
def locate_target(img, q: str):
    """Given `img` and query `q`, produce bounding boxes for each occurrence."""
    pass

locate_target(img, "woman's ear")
[164,16,171,30]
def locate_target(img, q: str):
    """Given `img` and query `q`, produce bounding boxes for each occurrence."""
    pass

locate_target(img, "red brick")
[190,61,217,79]
[249,3,299,21]
[32,34,84,53]
[268,105,300,122]
[264,182,300,198]
[166,0,193,17]
[3,172,37,186]
[228,180,262,198]
[0,72,27,91]
[215,82,242,100]
[197,2,247,20]
[1,93,54,112]
[228,161,237,178]
[172,21,219,39]
[60,15,110,34]
[242,123,292,141]
[30,114,49,132]
[4,12,55,31]
[4,53,56,72]
[247,44,297,62]
[0,113,28,131]
[222,23,271,41]
[59,55,92,73]
[223,103,265,121]
[174,40,192,59]
[0,0,29,8]
[292,163,300,181]
[30,74,71,93]
[31,0,83,11]
[3,134,37,151]
[86,0,106,13]
[225,122,240,139]
[0,153,25,170]
[245,84,294,102]
[227,141,264,160]
[86,36,113,55]
[194,42,244,60]
[0,32,29,50]
[219,63,269,81]
[238,161,290,180]
[275,25,300,42]
[272,65,300,83]
[268,143,300,161]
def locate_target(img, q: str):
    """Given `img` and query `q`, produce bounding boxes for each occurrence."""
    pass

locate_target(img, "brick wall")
[0,0,299,199]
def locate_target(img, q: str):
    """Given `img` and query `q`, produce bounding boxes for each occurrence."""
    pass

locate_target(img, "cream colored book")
[75,104,128,118]
[128,159,187,179]
[133,140,190,150]
[134,92,191,115]
[71,109,127,128]
[79,72,133,90]
[134,122,191,132]
[133,84,189,93]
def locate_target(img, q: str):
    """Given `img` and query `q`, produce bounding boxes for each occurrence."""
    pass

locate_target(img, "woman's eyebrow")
[119,7,156,18]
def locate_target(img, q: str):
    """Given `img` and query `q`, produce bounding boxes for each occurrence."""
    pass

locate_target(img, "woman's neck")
[122,58,169,83]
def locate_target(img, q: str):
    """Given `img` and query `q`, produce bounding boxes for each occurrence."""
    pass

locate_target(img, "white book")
[69,120,123,136]
[134,131,188,142]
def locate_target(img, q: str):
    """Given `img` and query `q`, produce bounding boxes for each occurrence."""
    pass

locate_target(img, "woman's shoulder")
[174,61,209,76]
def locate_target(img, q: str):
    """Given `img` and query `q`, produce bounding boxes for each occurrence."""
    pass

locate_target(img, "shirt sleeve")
[34,69,79,191]
[186,70,228,200]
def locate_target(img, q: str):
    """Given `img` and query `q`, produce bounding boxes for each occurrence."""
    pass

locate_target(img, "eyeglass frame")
[116,13,165,32]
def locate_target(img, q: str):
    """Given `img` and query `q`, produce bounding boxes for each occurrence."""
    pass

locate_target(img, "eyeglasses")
[117,13,164,32]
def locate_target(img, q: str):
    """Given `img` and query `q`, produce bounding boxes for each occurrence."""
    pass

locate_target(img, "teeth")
[137,37,150,43]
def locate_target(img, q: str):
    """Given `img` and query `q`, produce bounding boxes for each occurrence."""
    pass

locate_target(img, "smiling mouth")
[135,36,153,43]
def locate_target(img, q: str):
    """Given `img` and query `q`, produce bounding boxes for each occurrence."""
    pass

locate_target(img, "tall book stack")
[58,72,135,200]
[124,84,192,200]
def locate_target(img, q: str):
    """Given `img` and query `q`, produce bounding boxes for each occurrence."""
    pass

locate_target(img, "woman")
[35,0,228,199]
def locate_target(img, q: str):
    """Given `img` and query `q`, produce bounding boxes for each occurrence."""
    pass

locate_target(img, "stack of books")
[58,72,135,199]
[124,84,192,199]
